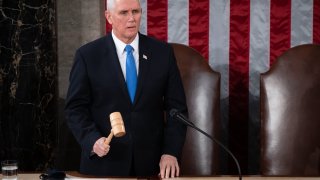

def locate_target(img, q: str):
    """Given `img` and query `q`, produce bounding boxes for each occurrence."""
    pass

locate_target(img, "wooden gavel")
[104,112,126,145]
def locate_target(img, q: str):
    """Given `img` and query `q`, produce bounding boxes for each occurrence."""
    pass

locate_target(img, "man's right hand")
[92,137,110,157]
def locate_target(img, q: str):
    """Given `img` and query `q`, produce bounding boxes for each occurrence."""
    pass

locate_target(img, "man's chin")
[126,32,138,38]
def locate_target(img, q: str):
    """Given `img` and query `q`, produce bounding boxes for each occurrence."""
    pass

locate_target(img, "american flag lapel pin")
[143,54,148,60]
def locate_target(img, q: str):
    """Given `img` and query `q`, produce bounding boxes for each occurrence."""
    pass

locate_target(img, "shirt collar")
[112,30,139,55]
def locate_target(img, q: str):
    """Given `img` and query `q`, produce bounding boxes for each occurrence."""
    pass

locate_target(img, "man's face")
[106,0,142,44]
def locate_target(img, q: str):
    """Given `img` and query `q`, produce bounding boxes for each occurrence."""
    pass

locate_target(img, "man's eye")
[132,10,140,14]
[120,11,127,15]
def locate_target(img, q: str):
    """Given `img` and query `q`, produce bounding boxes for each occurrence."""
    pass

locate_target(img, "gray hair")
[107,0,141,11]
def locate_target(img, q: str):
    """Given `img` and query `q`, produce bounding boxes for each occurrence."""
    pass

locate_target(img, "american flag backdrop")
[105,0,320,174]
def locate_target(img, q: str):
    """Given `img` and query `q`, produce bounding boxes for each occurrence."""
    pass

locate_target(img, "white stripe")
[249,0,270,97]
[139,0,147,35]
[209,2,231,169]
[291,0,313,47]
[168,0,188,44]
[209,0,230,99]
[248,0,271,172]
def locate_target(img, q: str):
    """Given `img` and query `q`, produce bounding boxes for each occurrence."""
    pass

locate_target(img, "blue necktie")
[125,45,137,103]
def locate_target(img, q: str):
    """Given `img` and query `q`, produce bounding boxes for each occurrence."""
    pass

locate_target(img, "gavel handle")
[104,131,113,145]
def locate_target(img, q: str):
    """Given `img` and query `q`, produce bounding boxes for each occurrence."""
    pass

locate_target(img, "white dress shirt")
[111,31,139,80]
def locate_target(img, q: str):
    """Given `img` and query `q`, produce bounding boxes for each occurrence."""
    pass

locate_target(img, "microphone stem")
[191,125,242,180]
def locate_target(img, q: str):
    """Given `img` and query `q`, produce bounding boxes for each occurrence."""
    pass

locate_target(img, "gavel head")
[109,112,126,137]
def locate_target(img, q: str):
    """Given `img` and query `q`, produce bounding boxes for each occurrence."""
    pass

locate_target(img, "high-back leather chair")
[170,43,221,175]
[260,44,320,176]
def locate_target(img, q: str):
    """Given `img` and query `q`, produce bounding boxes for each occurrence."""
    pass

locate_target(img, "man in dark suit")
[64,0,187,178]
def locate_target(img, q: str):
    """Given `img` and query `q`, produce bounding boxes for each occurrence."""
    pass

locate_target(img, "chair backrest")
[260,44,320,176]
[170,43,221,175]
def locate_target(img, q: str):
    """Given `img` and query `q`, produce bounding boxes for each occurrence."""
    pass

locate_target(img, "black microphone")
[170,109,242,180]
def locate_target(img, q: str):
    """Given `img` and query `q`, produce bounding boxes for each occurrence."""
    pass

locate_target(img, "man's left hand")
[159,154,180,178]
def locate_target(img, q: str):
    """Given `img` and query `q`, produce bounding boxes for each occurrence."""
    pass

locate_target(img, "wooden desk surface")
[2,173,319,180]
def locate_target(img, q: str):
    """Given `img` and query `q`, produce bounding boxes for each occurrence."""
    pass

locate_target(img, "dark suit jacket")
[65,33,188,176]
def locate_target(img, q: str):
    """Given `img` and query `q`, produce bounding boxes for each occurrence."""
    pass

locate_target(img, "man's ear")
[105,10,112,25]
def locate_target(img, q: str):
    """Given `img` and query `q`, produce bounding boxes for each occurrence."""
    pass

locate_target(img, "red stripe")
[147,0,168,41]
[188,0,209,60]
[106,22,112,33]
[313,0,320,44]
[269,0,291,66]
[229,0,250,174]
[105,0,112,33]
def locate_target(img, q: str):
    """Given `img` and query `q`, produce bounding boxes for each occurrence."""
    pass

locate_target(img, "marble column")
[0,0,57,171]
[1,0,105,171]
[55,0,105,170]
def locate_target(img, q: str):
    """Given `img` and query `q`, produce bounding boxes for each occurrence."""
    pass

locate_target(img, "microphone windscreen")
[169,109,179,117]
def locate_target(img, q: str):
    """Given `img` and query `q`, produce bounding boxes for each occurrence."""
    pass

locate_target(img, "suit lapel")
[105,35,131,103]
[133,34,151,105]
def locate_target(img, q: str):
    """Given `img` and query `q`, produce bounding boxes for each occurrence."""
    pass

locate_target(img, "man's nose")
[128,12,134,20]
